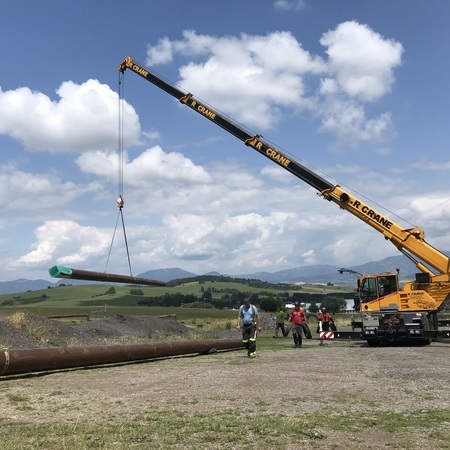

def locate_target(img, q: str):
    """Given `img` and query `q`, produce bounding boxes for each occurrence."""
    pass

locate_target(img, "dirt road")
[2,338,450,449]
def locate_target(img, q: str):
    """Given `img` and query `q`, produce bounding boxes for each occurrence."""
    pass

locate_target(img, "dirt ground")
[1,314,450,449]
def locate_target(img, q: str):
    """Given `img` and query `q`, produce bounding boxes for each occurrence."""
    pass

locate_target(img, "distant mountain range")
[0,253,437,295]
[142,253,434,285]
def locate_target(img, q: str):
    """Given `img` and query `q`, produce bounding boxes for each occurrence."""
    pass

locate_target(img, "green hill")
[0,278,354,318]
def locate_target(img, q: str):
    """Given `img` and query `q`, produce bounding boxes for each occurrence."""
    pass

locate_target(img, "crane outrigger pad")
[48,266,166,287]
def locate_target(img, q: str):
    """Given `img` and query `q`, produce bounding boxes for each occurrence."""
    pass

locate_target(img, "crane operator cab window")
[359,274,398,303]
[378,275,397,297]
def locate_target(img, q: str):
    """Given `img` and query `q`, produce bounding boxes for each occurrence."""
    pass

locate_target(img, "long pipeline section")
[48,265,167,287]
[0,339,243,377]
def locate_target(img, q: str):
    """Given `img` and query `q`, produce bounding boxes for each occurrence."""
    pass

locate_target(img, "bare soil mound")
[0,314,200,349]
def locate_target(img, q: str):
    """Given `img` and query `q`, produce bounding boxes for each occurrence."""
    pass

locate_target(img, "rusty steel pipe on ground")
[0,339,243,377]
[48,265,167,287]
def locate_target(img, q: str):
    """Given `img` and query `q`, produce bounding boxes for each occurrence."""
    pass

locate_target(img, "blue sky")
[1,0,450,282]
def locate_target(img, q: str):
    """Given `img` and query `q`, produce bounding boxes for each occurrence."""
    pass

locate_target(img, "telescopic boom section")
[118,56,450,280]
[118,56,332,192]
[321,186,450,279]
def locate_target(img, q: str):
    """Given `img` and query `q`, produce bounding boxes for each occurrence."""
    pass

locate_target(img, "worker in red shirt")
[288,302,306,348]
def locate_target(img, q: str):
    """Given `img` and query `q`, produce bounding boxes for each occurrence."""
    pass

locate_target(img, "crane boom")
[118,57,331,192]
[118,56,450,281]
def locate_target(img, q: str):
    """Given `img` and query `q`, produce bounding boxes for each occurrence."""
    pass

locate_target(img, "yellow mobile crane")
[118,56,450,345]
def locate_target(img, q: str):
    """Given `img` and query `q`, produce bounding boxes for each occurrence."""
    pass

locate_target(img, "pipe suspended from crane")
[48,266,167,287]
[0,339,243,377]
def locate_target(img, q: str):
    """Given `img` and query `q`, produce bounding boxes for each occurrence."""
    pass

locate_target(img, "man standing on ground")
[274,305,287,338]
[288,302,306,348]
[236,298,262,358]
[318,307,333,332]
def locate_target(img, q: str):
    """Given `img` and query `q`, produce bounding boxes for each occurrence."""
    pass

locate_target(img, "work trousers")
[242,323,257,355]
[274,322,286,337]
[292,323,303,347]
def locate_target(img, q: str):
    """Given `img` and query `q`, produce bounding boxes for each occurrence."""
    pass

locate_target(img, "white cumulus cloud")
[11,220,111,268]
[76,146,212,186]
[146,30,326,129]
[320,21,403,101]
[0,79,140,152]
[144,23,403,149]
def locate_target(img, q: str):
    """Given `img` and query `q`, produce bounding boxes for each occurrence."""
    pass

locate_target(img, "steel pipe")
[0,339,243,376]
[48,266,167,287]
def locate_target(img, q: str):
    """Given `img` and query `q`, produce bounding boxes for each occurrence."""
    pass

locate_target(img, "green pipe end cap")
[48,266,73,278]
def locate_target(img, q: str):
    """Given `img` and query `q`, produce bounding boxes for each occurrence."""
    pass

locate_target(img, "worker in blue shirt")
[236,298,262,358]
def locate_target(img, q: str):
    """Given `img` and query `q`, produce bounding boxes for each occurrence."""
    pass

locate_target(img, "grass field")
[0,280,354,318]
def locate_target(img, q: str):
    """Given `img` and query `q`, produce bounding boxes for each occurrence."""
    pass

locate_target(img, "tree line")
[167,275,298,290]
[131,289,353,313]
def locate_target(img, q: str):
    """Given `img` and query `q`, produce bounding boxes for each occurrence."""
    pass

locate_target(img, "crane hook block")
[48,266,167,287]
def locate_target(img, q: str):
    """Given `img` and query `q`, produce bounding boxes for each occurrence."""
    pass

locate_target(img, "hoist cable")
[104,209,121,273]
[118,71,125,198]
[120,209,133,277]
[104,71,133,276]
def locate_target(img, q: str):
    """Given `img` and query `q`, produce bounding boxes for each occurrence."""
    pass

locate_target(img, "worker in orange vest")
[318,307,333,332]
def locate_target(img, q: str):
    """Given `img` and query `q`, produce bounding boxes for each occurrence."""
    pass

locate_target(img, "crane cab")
[354,271,437,345]
[356,272,399,312]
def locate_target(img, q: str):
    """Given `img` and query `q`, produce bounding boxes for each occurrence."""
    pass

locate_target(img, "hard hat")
[321,307,326,311]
